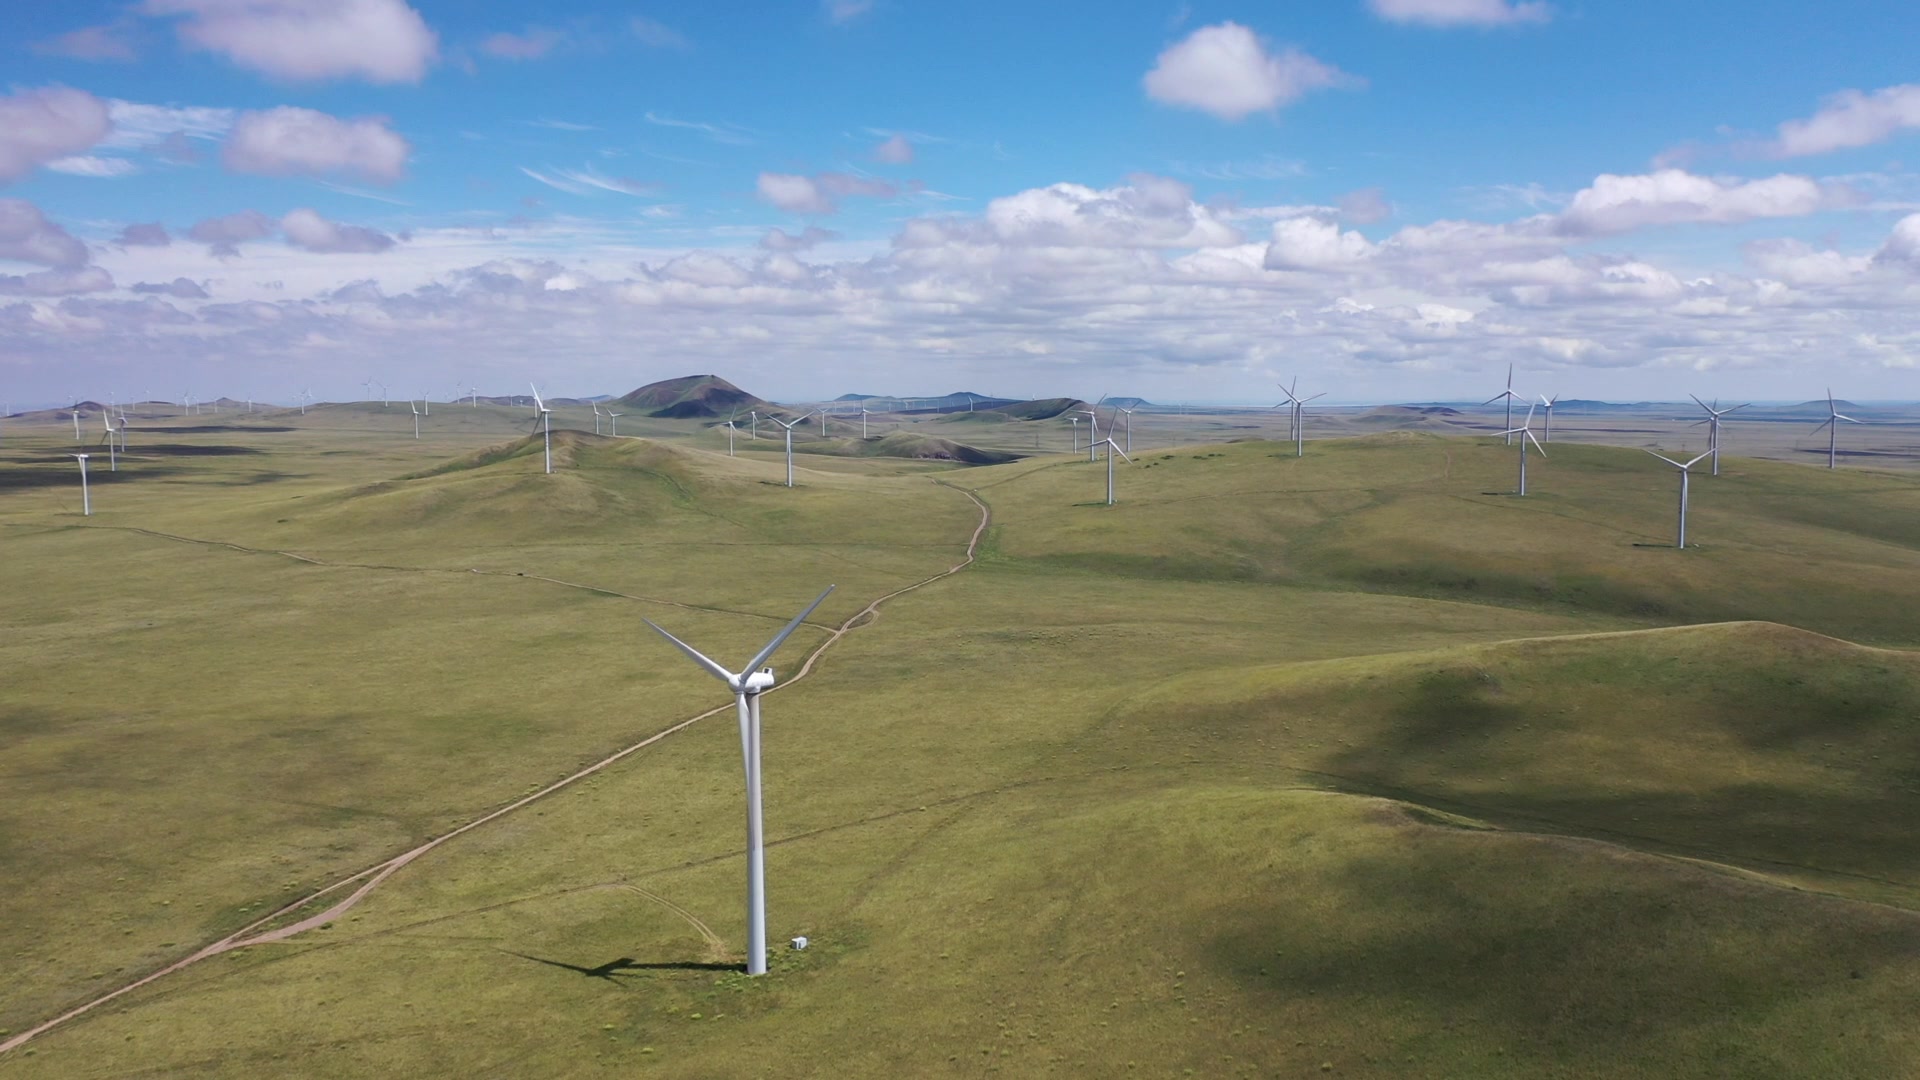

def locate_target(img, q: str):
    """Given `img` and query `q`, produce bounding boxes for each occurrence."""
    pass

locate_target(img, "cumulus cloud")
[758,172,895,214]
[132,277,211,298]
[630,17,688,49]
[116,222,172,247]
[1143,22,1353,121]
[960,174,1241,249]
[280,207,397,253]
[1264,216,1377,270]
[479,26,562,60]
[47,156,139,178]
[187,209,275,256]
[0,87,113,184]
[140,0,438,84]
[1877,213,1920,268]
[1555,169,1853,235]
[223,107,409,183]
[0,266,114,297]
[1368,0,1551,25]
[761,226,840,252]
[1770,84,1920,158]
[1339,187,1393,225]
[874,134,915,165]
[34,25,138,61]
[0,200,91,268]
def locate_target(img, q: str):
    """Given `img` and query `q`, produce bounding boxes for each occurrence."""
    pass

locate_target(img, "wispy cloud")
[630,17,690,50]
[46,156,140,178]
[320,181,415,206]
[1168,156,1308,181]
[824,0,876,23]
[643,111,754,145]
[520,165,659,197]
[527,118,598,132]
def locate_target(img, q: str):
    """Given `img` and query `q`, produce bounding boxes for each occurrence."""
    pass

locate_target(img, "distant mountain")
[985,397,1089,421]
[616,374,770,419]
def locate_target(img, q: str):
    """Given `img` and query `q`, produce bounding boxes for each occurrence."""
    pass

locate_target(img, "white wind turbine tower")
[1275,378,1325,458]
[608,410,622,436]
[591,401,605,435]
[469,385,480,407]
[1646,449,1714,549]
[72,453,92,516]
[1539,394,1559,443]
[71,402,83,441]
[1499,403,1547,496]
[749,410,759,440]
[1066,415,1080,454]
[1093,407,1134,505]
[1811,389,1862,470]
[1689,394,1748,477]
[725,410,739,456]
[642,585,835,977]
[361,376,375,404]
[99,414,118,471]
[1485,365,1521,445]
[1077,401,1105,462]
[420,393,429,417]
[769,411,814,488]
[1118,407,1136,453]
[410,400,421,439]
[377,381,390,407]
[529,383,554,473]
[299,388,313,415]
[819,409,828,437]
[859,405,871,438]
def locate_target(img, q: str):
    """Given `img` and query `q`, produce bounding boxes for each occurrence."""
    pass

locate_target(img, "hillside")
[617,374,771,419]
[793,431,1022,465]
[985,396,1088,420]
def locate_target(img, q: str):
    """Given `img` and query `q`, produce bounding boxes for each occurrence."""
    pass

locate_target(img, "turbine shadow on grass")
[499,949,744,979]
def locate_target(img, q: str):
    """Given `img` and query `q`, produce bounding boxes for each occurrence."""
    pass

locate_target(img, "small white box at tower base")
[790,936,809,951]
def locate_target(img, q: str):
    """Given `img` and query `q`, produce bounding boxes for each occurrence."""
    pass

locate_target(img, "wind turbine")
[608,410,622,436]
[530,383,553,473]
[769,411,814,488]
[1538,394,1559,443]
[299,388,313,415]
[1276,378,1325,458]
[1092,406,1134,505]
[99,414,118,471]
[1066,415,1080,454]
[71,403,82,441]
[1811,389,1861,470]
[361,376,375,404]
[725,410,739,456]
[1499,403,1547,496]
[642,585,835,977]
[376,381,390,407]
[859,406,871,439]
[420,393,429,417]
[72,453,91,516]
[1118,407,1136,453]
[749,410,759,440]
[410,400,421,439]
[1485,365,1521,445]
[1077,401,1104,462]
[1646,449,1714,549]
[1688,395,1749,477]
[591,401,604,435]
[819,409,828,437]
[469,385,481,407]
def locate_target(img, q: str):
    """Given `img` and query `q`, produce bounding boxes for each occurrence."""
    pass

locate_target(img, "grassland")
[3,402,1920,1077]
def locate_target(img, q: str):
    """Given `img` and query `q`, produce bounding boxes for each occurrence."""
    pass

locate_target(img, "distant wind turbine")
[725,410,739,456]
[1485,365,1521,445]
[769,411,814,488]
[1538,394,1559,443]
[1276,378,1325,458]
[642,585,835,977]
[1066,415,1080,454]
[1118,407,1136,453]
[1689,395,1748,477]
[530,383,553,474]
[1811,389,1862,470]
[1093,406,1134,505]
[1646,449,1714,549]
[410,400,421,439]
[859,406,871,439]
[1078,400,1105,462]
[1499,403,1547,496]
[608,410,622,436]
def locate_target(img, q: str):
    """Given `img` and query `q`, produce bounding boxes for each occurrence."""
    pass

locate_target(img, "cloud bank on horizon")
[2,0,1919,403]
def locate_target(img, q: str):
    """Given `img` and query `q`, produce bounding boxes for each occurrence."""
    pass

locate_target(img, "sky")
[3,0,1920,406]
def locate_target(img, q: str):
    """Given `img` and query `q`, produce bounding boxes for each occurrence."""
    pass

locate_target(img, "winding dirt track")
[0,480,991,1057]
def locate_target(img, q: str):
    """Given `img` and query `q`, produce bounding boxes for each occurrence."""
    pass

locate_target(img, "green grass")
[4,416,1920,1077]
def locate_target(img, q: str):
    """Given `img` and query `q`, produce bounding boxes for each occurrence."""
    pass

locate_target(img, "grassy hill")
[793,431,1022,465]
[7,422,1920,1077]
[616,375,771,420]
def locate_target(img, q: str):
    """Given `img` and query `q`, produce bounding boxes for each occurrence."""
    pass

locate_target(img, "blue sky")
[3,0,1919,405]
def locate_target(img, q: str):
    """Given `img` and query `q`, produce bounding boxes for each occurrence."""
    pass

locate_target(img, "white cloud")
[1770,84,1920,158]
[0,87,113,184]
[187,209,276,256]
[1143,22,1353,122]
[46,156,140,178]
[281,208,398,254]
[972,175,1241,249]
[140,0,438,84]
[1339,187,1393,225]
[0,266,114,297]
[642,111,752,146]
[1878,213,1920,268]
[223,107,409,183]
[1264,216,1377,270]
[519,165,656,197]
[479,26,562,60]
[874,134,915,165]
[761,226,839,252]
[116,223,172,247]
[1556,169,1852,235]
[823,0,874,24]
[1368,0,1551,26]
[33,25,138,61]
[102,99,235,150]
[758,172,895,215]
[630,17,688,49]
[132,277,211,299]
[1743,238,1871,285]
[0,200,91,268]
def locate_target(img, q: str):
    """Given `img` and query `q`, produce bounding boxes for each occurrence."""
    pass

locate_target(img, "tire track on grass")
[0,481,991,1057]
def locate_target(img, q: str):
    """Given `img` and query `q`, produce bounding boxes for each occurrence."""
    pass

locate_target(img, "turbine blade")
[1725,402,1751,414]
[641,619,735,684]
[1685,450,1713,468]
[1302,393,1326,403]
[1809,419,1835,435]
[1110,440,1133,463]
[742,586,837,675]
[1526,429,1547,456]
[1482,394,1506,405]
[1689,393,1711,412]
[1645,449,1684,468]
[1837,413,1862,424]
